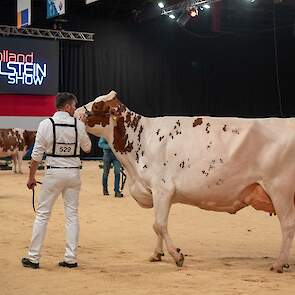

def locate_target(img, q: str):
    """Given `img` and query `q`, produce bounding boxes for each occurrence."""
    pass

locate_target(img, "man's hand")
[27,177,37,190]
[79,113,88,123]
[27,160,39,190]
[74,108,87,123]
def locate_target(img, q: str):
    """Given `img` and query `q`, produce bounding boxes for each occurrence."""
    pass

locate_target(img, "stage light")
[169,14,176,19]
[158,2,165,9]
[189,7,198,17]
[203,4,210,9]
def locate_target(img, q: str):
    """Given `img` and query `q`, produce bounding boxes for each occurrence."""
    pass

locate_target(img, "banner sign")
[47,0,65,19]
[17,0,31,28]
[0,37,59,95]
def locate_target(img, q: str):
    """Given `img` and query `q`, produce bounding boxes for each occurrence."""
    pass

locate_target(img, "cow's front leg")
[12,154,17,173]
[152,187,184,267]
[149,223,164,262]
[270,192,295,273]
[17,151,24,174]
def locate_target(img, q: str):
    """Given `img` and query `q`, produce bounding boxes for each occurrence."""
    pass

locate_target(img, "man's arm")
[27,120,47,190]
[79,122,92,153]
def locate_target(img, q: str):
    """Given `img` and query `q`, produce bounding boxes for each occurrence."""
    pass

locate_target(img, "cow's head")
[76,91,137,154]
[75,90,126,137]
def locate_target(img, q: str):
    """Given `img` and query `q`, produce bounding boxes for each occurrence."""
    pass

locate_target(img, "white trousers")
[28,169,81,264]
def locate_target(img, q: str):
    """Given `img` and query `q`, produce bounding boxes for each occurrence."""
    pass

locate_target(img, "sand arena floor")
[0,161,295,295]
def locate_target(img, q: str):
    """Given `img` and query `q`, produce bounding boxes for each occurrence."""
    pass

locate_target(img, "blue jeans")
[102,149,121,193]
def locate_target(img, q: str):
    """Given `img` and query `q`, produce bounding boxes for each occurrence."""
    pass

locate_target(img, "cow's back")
[0,128,26,156]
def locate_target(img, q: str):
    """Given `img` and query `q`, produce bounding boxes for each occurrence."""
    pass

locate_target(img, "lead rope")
[120,167,127,191]
[32,181,42,212]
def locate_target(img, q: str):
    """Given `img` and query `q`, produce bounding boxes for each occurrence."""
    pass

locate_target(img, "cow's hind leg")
[152,187,184,267]
[17,151,24,174]
[270,192,295,273]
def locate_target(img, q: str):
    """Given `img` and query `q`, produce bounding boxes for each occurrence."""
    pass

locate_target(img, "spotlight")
[158,2,165,8]
[203,4,210,9]
[189,7,198,17]
[169,14,176,19]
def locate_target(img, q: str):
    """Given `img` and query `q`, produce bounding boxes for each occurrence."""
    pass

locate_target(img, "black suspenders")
[49,118,57,155]
[47,117,79,158]
[74,117,78,156]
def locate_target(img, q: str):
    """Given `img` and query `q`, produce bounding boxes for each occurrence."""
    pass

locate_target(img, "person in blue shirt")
[98,137,123,197]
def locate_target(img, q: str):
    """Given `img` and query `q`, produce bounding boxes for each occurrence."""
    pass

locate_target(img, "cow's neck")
[101,107,145,179]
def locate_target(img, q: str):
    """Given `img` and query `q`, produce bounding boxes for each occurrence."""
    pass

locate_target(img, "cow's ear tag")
[112,116,117,122]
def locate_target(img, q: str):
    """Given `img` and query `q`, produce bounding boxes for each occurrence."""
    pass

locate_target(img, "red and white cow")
[75,91,295,273]
[0,128,36,174]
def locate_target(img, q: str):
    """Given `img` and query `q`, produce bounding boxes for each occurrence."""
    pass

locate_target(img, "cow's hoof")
[176,253,184,267]
[270,264,284,273]
[149,252,164,262]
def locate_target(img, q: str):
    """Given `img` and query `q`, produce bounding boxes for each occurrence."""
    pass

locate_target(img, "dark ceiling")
[0,0,294,34]
[0,0,155,27]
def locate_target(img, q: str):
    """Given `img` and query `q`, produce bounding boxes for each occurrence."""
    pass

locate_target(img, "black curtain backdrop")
[59,14,294,118]
[58,6,295,156]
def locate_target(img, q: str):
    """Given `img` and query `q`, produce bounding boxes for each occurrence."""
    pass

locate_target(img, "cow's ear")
[92,101,111,116]
[103,104,110,114]
[92,101,105,114]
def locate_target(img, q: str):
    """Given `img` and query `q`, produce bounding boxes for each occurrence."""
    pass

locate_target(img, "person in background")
[98,137,123,198]
[22,92,92,269]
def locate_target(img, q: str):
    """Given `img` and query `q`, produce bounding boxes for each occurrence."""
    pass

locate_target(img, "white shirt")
[32,111,92,167]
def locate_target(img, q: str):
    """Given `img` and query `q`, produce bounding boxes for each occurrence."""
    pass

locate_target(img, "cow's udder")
[241,184,275,214]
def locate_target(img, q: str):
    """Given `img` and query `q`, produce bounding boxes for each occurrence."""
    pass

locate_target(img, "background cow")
[0,129,36,174]
[75,91,295,273]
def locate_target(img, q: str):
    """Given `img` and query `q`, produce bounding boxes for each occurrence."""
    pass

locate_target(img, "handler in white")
[22,92,91,269]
